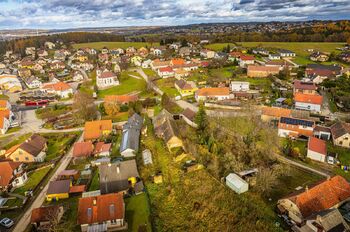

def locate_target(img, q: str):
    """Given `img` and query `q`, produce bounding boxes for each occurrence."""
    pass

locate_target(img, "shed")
[142,149,153,165]
[225,173,249,194]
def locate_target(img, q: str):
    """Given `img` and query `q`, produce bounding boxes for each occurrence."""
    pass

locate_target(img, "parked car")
[0,218,14,228]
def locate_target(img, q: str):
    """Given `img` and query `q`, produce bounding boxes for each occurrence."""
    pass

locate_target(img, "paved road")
[12,133,84,232]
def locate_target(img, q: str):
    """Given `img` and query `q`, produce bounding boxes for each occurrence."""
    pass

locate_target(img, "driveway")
[11,133,84,232]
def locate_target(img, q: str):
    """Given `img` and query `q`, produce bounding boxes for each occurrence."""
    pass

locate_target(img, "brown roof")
[196,87,230,97]
[58,169,79,177]
[330,122,350,140]
[84,120,112,140]
[182,108,196,121]
[77,192,124,225]
[104,95,138,104]
[19,134,46,157]
[31,205,62,223]
[175,79,195,90]
[47,179,70,195]
[100,71,116,79]
[262,106,291,118]
[294,80,317,91]
[43,82,72,91]
[285,176,350,218]
[247,65,280,72]
[0,161,21,187]
[73,141,93,157]
[94,142,112,154]
[308,137,327,155]
[69,185,85,193]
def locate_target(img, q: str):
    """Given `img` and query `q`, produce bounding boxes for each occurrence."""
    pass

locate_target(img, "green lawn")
[328,142,350,165]
[142,68,157,79]
[2,133,32,150]
[204,43,237,51]
[73,42,160,50]
[97,72,147,98]
[43,132,81,161]
[102,111,129,122]
[88,169,100,191]
[13,166,51,195]
[6,127,21,134]
[209,66,236,79]
[154,78,179,97]
[125,194,152,232]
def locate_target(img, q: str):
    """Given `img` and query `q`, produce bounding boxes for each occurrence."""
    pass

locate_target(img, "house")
[98,53,109,63]
[141,59,152,68]
[293,80,317,95]
[0,161,27,191]
[195,87,231,102]
[170,58,185,66]
[268,53,281,60]
[295,209,350,232]
[200,49,216,59]
[225,173,249,194]
[104,95,138,106]
[278,49,296,57]
[261,106,291,123]
[25,76,42,89]
[77,192,126,232]
[277,175,350,224]
[43,82,73,98]
[175,79,198,96]
[153,110,184,151]
[0,114,10,134]
[265,60,292,70]
[138,47,149,57]
[120,113,143,157]
[247,65,280,77]
[93,142,111,157]
[294,93,323,112]
[18,68,32,78]
[46,179,71,201]
[57,169,80,181]
[179,47,191,57]
[330,122,350,148]
[174,68,189,79]
[44,42,55,49]
[278,117,315,138]
[230,81,249,92]
[31,205,64,231]
[73,141,94,161]
[339,52,350,63]
[158,66,174,78]
[153,48,162,56]
[310,51,329,62]
[5,134,47,162]
[73,71,84,82]
[313,125,331,141]
[131,56,143,66]
[307,137,327,162]
[305,64,342,78]
[0,100,11,110]
[25,47,36,56]
[252,47,269,56]
[99,160,140,194]
[181,108,197,128]
[50,61,65,70]
[0,74,23,92]
[142,149,153,165]
[37,49,48,58]
[150,60,170,71]
[96,70,119,89]
[84,120,112,141]
[239,55,255,67]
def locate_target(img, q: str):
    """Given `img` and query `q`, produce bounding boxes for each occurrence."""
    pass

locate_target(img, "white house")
[195,87,231,102]
[226,173,249,194]
[157,67,174,78]
[239,55,255,68]
[230,81,250,92]
[0,162,28,191]
[294,93,323,113]
[142,59,152,68]
[153,49,162,56]
[25,76,42,89]
[200,49,216,59]
[73,71,84,82]
[0,116,10,134]
[44,41,55,49]
[279,49,296,57]
[96,70,119,90]
[42,82,73,99]
[268,53,281,60]
[307,137,327,163]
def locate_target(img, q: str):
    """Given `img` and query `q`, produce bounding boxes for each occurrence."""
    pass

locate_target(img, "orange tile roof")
[0,109,10,119]
[308,137,327,155]
[294,93,323,105]
[247,65,280,72]
[84,120,112,140]
[104,95,138,104]
[0,100,8,108]
[196,87,230,96]
[171,58,185,66]
[43,82,71,91]
[73,141,94,157]
[262,106,291,118]
[240,55,255,61]
[77,192,124,225]
[69,185,86,193]
[0,161,21,187]
[287,176,350,218]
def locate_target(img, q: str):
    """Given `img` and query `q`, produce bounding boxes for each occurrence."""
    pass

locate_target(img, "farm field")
[73,41,160,50]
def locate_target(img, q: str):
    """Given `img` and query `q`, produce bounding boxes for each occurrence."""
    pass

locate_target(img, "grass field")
[97,72,147,98]
[14,166,51,195]
[88,169,100,191]
[154,78,179,97]
[125,194,152,232]
[73,42,160,50]
[44,132,80,161]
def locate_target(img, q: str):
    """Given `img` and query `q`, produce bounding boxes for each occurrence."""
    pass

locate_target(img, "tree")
[195,103,208,132]
[255,167,278,195]
[72,91,97,122]
[104,102,120,116]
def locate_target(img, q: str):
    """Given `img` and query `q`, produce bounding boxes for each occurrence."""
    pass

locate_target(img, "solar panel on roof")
[280,117,314,127]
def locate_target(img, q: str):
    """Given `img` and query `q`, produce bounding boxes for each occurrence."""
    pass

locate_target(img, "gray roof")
[47,179,70,195]
[120,113,143,153]
[99,160,139,194]
[153,110,179,143]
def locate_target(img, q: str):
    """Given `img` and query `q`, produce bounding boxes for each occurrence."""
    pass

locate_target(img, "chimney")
[305,185,308,192]
[93,199,97,206]
[117,166,120,174]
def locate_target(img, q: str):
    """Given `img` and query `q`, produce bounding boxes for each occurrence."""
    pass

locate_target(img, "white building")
[294,93,323,113]
[157,67,174,78]
[42,82,73,99]
[268,53,281,60]
[195,87,231,102]
[96,70,119,90]
[141,59,152,68]
[25,76,42,89]
[307,137,327,163]
[153,49,162,56]
[230,81,250,92]
[0,116,10,134]
[226,173,249,194]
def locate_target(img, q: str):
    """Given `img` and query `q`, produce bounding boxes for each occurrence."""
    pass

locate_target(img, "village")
[0,38,349,232]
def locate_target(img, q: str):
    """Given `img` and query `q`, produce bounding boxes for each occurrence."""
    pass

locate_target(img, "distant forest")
[1,21,350,55]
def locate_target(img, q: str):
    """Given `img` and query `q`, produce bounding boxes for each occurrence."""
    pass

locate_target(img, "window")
[345,137,349,140]
[15,157,19,161]
[25,157,29,161]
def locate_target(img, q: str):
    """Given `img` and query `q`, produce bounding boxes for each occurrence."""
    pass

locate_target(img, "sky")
[0,0,349,29]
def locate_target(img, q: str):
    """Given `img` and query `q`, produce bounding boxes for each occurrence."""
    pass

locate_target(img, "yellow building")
[175,79,198,97]
[131,56,143,65]
[46,180,71,201]
[77,55,88,62]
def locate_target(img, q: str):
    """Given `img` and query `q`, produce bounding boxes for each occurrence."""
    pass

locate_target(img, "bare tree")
[72,91,97,123]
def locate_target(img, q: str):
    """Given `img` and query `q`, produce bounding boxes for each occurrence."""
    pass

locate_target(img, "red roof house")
[73,142,94,158]
[307,137,327,162]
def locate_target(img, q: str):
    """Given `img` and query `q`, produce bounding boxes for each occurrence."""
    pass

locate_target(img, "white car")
[0,218,14,228]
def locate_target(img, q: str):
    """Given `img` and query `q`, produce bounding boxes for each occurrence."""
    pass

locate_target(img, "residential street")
[11,133,84,232]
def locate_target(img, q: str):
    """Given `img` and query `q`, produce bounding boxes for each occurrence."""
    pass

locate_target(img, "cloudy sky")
[0,0,349,29]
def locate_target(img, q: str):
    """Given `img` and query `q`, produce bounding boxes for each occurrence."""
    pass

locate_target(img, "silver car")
[0,218,14,228]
